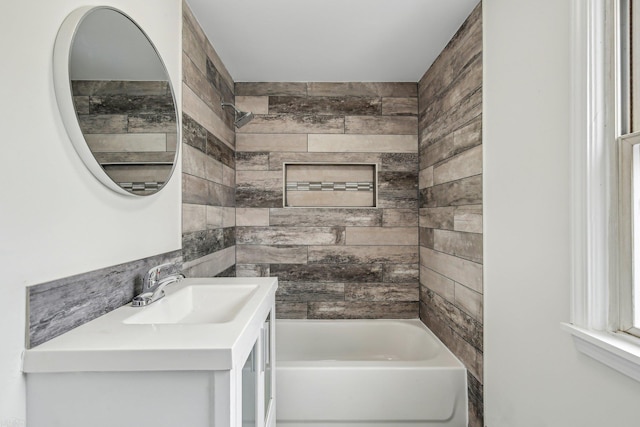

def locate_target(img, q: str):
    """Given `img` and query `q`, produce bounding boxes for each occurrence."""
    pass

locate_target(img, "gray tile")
[28,250,182,347]
[277,282,345,301]
[269,96,381,115]
[236,82,307,96]
[433,229,483,263]
[383,263,420,283]
[382,209,419,227]
[236,152,270,171]
[308,245,419,264]
[307,82,417,98]
[236,226,345,245]
[270,263,383,283]
[237,114,345,134]
[236,264,271,277]
[276,301,308,319]
[345,283,419,302]
[422,175,482,208]
[382,97,419,116]
[308,301,418,319]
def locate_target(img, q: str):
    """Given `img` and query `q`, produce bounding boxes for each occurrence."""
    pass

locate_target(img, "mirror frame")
[53,6,180,197]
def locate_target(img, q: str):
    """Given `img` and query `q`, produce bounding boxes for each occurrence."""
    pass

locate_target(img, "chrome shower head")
[221,102,254,128]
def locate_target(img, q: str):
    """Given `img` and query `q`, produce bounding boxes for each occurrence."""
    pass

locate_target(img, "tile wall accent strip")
[286,181,374,191]
[27,250,182,348]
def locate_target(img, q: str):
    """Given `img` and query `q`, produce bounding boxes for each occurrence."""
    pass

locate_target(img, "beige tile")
[182,143,205,177]
[235,96,269,114]
[166,134,177,152]
[345,283,419,302]
[346,227,418,245]
[236,245,307,264]
[236,134,308,152]
[420,247,482,293]
[182,1,206,46]
[104,165,171,183]
[182,246,235,277]
[205,206,223,228]
[182,83,234,149]
[270,208,381,227]
[382,209,419,227]
[433,229,483,263]
[419,207,455,229]
[454,205,483,233]
[455,283,483,321]
[237,170,282,191]
[222,207,236,228]
[433,145,482,185]
[345,116,417,135]
[222,164,235,188]
[270,152,382,170]
[204,42,234,92]
[182,203,206,233]
[182,18,206,76]
[204,155,224,184]
[85,133,166,152]
[236,208,270,226]
[286,191,375,208]
[382,97,418,115]
[419,167,434,189]
[420,265,455,301]
[307,134,418,153]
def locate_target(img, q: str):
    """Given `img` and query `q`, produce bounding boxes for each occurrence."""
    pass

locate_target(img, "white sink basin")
[22,277,278,373]
[123,284,259,325]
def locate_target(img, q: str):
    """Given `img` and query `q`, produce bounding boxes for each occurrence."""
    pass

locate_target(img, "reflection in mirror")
[56,7,178,196]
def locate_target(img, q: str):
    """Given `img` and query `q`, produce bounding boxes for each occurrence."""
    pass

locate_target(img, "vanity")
[23,277,278,427]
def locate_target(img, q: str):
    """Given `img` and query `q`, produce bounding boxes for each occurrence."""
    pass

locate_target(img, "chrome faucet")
[131,263,184,307]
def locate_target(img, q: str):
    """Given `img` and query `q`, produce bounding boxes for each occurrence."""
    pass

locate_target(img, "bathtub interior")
[275,319,469,427]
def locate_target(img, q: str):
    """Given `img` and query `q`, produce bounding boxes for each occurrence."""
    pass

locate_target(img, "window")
[563,0,640,382]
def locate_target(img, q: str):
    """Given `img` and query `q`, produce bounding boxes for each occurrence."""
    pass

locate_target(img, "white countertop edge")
[22,277,277,373]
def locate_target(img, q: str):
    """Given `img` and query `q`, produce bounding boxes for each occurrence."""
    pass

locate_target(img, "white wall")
[0,0,181,423]
[484,0,640,426]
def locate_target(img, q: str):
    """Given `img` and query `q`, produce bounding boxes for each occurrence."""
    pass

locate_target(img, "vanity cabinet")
[23,277,277,427]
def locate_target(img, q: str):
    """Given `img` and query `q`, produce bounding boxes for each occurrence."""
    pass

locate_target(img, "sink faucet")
[131,263,184,307]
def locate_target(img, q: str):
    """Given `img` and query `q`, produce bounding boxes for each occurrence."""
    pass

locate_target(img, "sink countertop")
[22,277,278,373]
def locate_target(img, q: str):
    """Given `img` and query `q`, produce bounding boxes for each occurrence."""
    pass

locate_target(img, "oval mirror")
[53,6,179,196]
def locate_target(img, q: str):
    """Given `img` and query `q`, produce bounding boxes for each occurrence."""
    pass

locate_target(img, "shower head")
[221,102,254,128]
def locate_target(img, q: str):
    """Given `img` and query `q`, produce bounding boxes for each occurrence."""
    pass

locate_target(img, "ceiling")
[186,0,480,83]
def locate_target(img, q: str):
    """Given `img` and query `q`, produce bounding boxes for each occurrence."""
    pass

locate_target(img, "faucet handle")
[142,262,179,292]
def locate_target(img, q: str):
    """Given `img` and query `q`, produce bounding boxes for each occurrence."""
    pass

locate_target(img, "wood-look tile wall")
[418,3,483,426]
[234,82,420,319]
[181,2,237,278]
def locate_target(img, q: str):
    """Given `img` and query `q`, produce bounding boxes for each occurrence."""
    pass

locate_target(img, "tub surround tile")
[276,302,308,319]
[236,96,269,115]
[307,134,418,153]
[236,264,270,277]
[269,96,382,116]
[236,82,308,97]
[308,301,417,319]
[307,245,419,265]
[269,208,382,227]
[306,82,417,98]
[277,282,345,301]
[237,134,308,152]
[234,81,419,320]
[236,226,346,245]
[345,116,418,135]
[270,263,383,283]
[236,245,308,265]
[418,4,483,425]
[237,114,345,134]
[182,3,237,281]
[345,283,419,302]
[28,250,182,348]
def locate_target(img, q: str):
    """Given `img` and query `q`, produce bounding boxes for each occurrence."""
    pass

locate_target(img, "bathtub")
[276,319,468,427]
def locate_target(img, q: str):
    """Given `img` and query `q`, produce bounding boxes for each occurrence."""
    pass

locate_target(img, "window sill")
[562,323,640,382]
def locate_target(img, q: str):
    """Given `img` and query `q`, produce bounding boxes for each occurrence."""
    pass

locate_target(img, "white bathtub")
[276,319,468,427]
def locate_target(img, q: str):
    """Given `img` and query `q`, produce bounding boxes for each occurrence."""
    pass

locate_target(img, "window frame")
[563,0,640,382]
